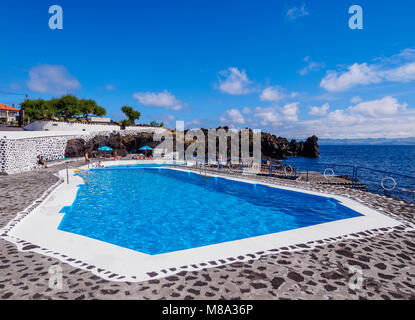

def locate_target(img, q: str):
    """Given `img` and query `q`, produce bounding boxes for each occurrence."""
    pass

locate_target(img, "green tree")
[150,120,164,127]
[21,99,55,122]
[121,106,141,126]
[121,119,131,129]
[20,95,107,124]
[53,95,82,121]
[79,99,106,122]
[93,105,106,118]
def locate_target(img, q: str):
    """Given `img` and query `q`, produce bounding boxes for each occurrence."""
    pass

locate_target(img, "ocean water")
[58,168,361,255]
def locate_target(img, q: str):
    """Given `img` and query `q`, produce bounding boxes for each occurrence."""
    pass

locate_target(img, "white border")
[1,161,403,282]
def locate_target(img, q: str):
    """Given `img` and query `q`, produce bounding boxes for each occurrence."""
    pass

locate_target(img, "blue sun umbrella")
[139,146,153,157]
[98,146,113,158]
[98,146,113,151]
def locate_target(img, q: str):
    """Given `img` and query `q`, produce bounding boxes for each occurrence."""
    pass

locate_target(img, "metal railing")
[354,166,415,203]
[187,156,415,204]
[282,160,415,204]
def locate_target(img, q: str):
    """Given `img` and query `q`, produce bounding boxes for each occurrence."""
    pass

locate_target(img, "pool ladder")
[199,163,210,178]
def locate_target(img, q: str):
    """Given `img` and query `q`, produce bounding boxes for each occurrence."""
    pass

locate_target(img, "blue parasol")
[98,146,113,158]
[98,146,113,151]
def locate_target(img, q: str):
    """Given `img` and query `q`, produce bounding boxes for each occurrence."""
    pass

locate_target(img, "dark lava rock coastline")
[65,128,320,160]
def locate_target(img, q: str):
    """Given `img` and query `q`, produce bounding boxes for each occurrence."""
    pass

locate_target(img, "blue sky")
[1,0,415,139]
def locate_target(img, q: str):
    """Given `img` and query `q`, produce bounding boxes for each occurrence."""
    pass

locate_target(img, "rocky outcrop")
[302,135,320,158]
[65,129,320,160]
[261,134,320,159]
[65,139,86,158]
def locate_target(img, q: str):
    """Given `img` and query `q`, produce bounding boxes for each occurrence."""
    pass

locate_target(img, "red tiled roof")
[0,103,19,112]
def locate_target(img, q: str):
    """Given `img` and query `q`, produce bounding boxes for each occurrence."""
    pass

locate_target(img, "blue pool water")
[58,167,362,255]
[105,163,182,169]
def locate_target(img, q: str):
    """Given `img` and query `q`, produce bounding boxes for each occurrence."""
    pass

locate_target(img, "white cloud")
[348,96,407,117]
[242,107,251,114]
[160,114,176,124]
[385,62,415,82]
[376,48,415,65]
[320,63,381,92]
[215,97,414,139]
[350,96,362,104]
[27,65,81,95]
[272,97,414,139]
[286,3,309,20]
[309,103,330,116]
[300,111,415,139]
[133,90,185,111]
[217,68,254,95]
[260,86,284,102]
[260,86,298,102]
[299,56,325,76]
[254,107,280,126]
[320,48,415,92]
[263,112,415,139]
[106,84,116,91]
[185,118,204,128]
[326,109,360,126]
[282,102,299,121]
[219,109,246,126]
[250,103,299,126]
[164,115,176,121]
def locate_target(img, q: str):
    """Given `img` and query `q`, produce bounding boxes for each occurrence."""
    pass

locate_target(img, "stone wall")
[0,136,75,174]
[0,128,167,175]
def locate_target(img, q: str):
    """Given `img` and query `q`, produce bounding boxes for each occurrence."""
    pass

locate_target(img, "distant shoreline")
[319,143,415,146]
[318,138,415,146]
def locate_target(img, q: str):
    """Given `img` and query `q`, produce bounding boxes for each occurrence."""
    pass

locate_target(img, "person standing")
[218,154,223,170]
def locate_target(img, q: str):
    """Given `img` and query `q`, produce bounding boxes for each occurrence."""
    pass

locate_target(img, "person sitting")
[97,161,105,168]
[38,156,48,168]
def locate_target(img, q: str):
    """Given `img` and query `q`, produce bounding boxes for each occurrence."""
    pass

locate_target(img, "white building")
[0,103,19,123]
[90,117,111,124]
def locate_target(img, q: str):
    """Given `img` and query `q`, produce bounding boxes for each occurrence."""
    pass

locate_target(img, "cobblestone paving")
[1,162,415,300]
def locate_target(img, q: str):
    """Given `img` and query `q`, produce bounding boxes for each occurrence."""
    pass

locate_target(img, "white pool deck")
[2,160,403,282]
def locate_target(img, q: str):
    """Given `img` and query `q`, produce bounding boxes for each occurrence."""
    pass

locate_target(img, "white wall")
[25,121,120,132]
[24,121,166,135]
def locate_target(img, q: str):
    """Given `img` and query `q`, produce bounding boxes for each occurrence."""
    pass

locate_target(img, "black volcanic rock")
[64,129,320,160]
[84,135,107,157]
[105,134,128,157]
[65,139,86,158]
[301,135,320,158]
[260,133,319,159]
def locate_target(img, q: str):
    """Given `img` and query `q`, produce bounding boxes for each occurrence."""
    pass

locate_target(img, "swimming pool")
[58,167,363,255]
